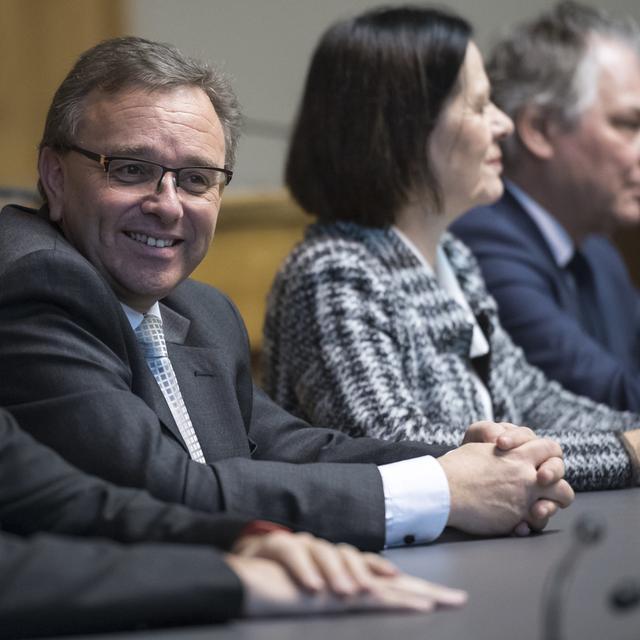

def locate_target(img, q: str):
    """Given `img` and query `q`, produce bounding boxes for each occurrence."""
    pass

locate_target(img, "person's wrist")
[232,520,292,554]
[437,452,465,530]
[225,554,302,617]
[620,429,640,485]
[238,520,291,539]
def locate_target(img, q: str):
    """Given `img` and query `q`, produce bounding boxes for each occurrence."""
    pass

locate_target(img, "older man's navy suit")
[452,191,640,411]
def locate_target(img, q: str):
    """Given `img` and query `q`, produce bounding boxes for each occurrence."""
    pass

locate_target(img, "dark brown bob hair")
[286,5,472,227]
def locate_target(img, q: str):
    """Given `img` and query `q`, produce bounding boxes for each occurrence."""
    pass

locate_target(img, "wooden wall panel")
[0,0,123,189]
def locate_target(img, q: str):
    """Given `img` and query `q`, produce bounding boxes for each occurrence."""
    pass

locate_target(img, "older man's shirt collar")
[506,180,575,268]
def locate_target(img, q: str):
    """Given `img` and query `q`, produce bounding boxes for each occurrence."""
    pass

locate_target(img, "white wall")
[128,0,640,191]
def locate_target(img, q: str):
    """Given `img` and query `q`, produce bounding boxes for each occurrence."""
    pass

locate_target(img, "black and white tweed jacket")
[263,221,637,490]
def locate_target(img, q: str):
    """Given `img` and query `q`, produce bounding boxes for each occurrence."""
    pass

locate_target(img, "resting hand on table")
[228,530,467,616]
[462,421,574,532]
[464,421,566,485]
[440,424,574,536]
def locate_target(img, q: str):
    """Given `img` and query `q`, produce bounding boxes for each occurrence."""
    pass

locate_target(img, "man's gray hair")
[39,36,243,169]
[488,1,640,164]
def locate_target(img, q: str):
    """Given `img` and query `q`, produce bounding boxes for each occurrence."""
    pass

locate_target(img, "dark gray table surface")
[58,489,640,640]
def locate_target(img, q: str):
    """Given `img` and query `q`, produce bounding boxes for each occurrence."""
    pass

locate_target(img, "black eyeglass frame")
[67,144,233,191]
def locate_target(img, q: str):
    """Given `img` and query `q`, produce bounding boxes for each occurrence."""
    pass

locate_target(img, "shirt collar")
[121,301,162,331]
[506,180,575,268]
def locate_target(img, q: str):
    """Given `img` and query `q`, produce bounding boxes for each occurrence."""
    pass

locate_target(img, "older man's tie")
[135,314,206,463]
[565,251,605,344]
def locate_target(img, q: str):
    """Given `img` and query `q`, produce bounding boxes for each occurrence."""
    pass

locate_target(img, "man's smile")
[125,231,180,248]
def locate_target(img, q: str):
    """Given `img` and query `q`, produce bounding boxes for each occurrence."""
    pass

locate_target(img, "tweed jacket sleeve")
[263,223,638,491]
[486,321,635,489]
[447,236,638,490]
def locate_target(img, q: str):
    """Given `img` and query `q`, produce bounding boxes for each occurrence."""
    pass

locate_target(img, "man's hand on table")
[440,422,574,536]
[227,530,467,616]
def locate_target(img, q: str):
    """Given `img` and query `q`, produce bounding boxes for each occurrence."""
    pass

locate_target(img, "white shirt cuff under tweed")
[379,455,450,547]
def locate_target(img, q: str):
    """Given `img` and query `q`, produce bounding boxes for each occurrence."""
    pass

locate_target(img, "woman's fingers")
[364,574,468,611]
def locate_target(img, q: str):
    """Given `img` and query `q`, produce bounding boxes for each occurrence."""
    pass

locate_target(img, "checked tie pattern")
[135,314,206,463]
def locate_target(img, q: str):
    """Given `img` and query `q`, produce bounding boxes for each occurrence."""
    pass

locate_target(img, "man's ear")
[38,147,66,222]
[514,106,558,160]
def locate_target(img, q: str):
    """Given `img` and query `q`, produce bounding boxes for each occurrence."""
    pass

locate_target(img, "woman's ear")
[514,105,558,160]
[38,147,66,222]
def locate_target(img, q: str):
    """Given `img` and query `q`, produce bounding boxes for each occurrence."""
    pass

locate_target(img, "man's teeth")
[128,232,176,248]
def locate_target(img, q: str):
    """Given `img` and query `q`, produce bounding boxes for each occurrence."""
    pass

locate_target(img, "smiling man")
[42,84,228,312]
[0,36,574,549]
[452,2,640,412]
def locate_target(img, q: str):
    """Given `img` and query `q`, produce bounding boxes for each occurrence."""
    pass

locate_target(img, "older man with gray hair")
[453,1,640,412]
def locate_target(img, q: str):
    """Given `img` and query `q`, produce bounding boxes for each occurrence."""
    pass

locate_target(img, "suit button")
[404,534,415,545]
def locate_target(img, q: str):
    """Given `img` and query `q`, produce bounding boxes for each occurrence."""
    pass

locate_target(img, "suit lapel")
[161,304,191,345]
[160,303,252,461]
[505,194,579,315]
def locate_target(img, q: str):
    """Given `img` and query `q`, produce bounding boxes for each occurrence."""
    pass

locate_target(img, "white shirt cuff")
[378,455,450,547]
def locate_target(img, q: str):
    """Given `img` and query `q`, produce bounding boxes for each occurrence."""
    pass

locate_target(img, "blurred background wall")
[132,0,640,192]
[2,0,639,356]
[4,0,640,192]
[0,0,123,191]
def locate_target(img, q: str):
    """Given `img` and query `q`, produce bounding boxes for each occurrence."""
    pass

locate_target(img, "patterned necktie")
[135,314,206,463]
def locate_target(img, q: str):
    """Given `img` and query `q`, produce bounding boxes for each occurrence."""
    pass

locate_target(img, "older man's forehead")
[592,39,640,101]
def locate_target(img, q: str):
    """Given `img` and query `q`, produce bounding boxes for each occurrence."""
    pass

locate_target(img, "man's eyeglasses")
[68,145,233,201]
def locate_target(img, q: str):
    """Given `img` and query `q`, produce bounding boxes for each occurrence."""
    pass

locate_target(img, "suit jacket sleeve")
[0,532,242,639]
[452,206,640,412]
[0,240,442,550]
[0,407,248,548]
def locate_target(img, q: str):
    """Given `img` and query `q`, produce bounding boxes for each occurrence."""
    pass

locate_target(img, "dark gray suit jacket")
[0,406,251,638]
[0,206,446,550]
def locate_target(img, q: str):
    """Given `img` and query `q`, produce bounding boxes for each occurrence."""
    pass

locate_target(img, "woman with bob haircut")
[263,5,640,491]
